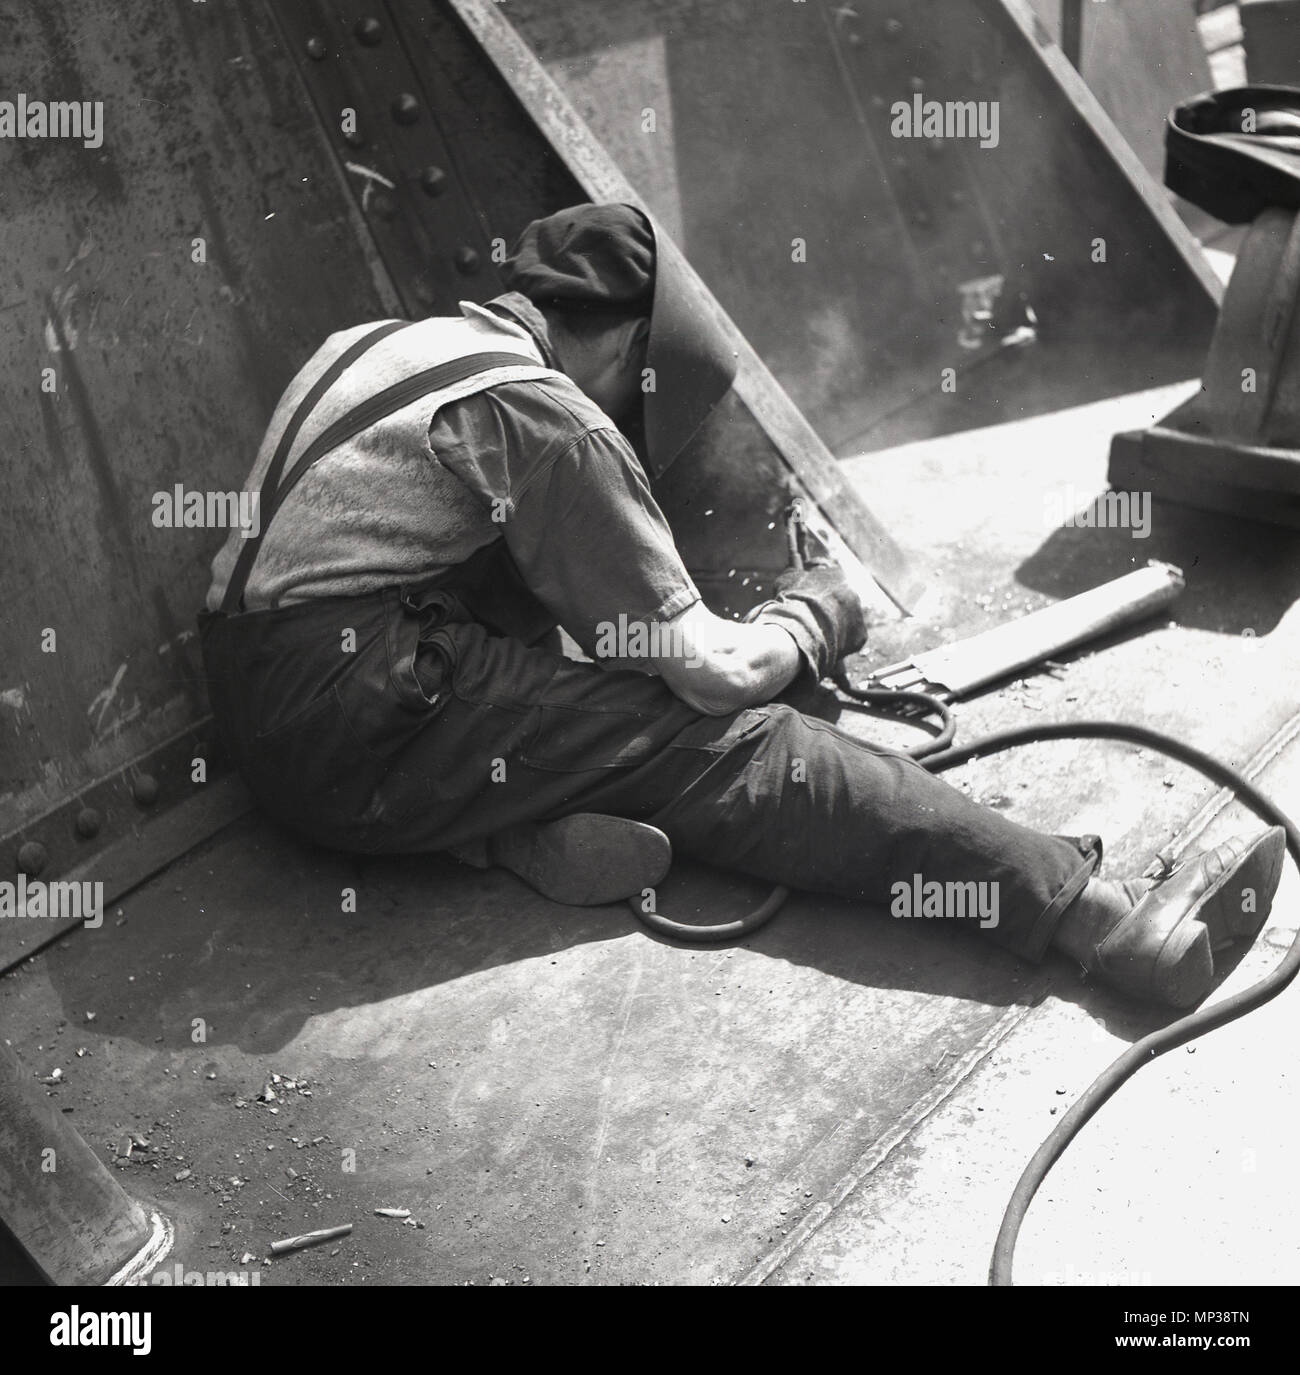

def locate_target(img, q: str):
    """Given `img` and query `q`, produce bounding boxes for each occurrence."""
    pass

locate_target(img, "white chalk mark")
[345,160,396,212]
[64,236,94,274]
[44,281,81,351]
[87,662,129,737]
[157,629,195,657]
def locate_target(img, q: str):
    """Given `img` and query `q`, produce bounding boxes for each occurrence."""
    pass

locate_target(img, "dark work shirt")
[426,294,700,657]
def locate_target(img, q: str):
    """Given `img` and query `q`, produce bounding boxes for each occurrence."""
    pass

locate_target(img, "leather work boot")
[1087,828,1286,1008]
[485,813,672,907]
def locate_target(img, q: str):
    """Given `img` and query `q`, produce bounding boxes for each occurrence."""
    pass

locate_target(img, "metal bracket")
[1109,205,1300,527]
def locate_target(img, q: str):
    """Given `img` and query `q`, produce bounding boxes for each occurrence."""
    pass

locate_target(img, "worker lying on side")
[199,203,1285,1010]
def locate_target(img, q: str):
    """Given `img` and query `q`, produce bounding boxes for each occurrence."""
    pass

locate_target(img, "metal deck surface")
[3,383,1298,1285]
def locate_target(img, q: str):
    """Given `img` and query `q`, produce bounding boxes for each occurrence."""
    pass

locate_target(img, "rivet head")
[370,192,396,221]
[909,75,925,92]
[305,36,327,60]
[419,165,447,197]
[391,93,420,125]
[132,774,159,807]
[913,209,931,227]
[343,128,365,149]
[454,246,480,275]
[846,31,862,47]
[413,280,438,307]
[354,17,382,46]
[16,840,48,877]
[884,18,904,38]
[75,807,102,839]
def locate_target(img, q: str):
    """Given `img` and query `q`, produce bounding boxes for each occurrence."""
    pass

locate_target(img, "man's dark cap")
[501,202,654,311]
[501,202,737,476]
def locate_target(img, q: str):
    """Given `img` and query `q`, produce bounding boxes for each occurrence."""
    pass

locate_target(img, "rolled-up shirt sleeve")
[428,375,700,659]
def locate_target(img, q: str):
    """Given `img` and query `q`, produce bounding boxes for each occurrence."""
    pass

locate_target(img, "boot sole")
[1155,826,1286,1008]
[489,814,672,907]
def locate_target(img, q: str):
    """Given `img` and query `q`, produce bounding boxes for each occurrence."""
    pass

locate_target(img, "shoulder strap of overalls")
[221,320,409,614]
[220,319,537,614]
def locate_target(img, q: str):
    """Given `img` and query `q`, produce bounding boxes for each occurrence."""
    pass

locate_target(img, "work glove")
[745,561,867,682]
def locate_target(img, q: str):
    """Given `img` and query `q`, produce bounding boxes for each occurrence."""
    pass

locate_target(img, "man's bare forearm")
[652,602,802,715]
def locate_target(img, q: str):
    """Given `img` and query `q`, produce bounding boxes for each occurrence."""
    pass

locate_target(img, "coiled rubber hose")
[630,684,1300,1287]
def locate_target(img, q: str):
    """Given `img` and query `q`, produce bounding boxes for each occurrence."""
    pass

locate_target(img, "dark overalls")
[199,566,1098,962]
[199,314,1099,964]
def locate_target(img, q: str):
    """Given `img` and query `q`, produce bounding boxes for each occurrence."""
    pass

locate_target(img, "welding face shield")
[501,202,737,477]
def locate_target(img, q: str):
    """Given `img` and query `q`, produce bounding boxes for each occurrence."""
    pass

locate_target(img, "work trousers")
[198,581,1098,962]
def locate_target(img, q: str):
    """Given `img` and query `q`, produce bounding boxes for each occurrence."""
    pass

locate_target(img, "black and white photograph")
[0,0,1296,1334]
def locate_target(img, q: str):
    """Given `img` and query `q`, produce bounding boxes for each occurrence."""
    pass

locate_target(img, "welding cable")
[632,880,793,942]
[833,687,1300,1285]
[920,720,1300,1288]
[631,678,1300,1287]
[830,667,958,760]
